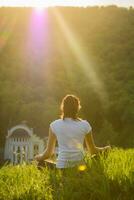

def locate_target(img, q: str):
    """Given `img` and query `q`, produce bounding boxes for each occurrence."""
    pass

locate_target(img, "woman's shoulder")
[50,119,63,126]
[79,119,92,132]
[78,118,90,124]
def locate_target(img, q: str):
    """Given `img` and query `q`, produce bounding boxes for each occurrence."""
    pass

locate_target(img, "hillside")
[0,6,134,148]
[0,149,134,200]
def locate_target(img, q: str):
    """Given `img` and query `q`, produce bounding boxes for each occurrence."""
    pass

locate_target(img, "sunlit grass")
[0,148,134,200]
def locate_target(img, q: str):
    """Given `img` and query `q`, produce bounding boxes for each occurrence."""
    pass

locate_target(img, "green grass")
[0,148,134,200]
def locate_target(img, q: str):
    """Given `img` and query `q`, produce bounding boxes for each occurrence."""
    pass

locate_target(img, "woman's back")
[50,118,92,168]
[35,94,111,169]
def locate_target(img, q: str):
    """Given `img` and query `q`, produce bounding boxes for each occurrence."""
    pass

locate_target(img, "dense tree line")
[0,6,134,150]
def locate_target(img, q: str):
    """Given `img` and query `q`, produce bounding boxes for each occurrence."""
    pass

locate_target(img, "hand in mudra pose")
[35,145,111,162]
[34,132,111,163]
[103,145,111,151]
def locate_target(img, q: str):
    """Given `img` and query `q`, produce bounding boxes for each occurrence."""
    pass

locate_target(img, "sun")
[35,6,45,12]
[33,1,52,9]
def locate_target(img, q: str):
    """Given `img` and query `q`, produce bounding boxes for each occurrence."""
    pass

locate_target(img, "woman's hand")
[34,128,56,162]
[103,145,111,153]
[104,145,111,151]
[96,145,111,155]
[34,154,44,162]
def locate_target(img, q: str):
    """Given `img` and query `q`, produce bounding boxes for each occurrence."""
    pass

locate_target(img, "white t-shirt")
[50,118,92,168]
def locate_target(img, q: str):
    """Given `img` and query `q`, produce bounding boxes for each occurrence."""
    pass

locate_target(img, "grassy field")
[0,148,134,200]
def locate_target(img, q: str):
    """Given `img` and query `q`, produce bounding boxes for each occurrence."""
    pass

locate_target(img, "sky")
[0,0,134,7]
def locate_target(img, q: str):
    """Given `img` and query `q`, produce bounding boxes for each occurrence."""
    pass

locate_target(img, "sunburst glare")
[0,1,132,7]
[25,7,49,71]
[34,6,45,13]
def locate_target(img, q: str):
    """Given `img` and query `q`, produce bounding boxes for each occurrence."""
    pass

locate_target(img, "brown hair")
[60,94,81,120]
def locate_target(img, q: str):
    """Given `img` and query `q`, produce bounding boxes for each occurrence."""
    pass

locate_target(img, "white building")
[4,122,45,164]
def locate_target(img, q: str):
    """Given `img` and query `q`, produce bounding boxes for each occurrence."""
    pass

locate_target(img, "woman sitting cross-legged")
[35,94,111,169]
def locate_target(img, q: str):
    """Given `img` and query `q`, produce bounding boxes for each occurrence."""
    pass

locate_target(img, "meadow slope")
[0,148,134,200]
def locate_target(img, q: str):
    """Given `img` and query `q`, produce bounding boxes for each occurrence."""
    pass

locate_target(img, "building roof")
[11,129,30,137]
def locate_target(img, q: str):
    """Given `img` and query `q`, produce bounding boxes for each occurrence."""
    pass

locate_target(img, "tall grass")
[0,148,134,200]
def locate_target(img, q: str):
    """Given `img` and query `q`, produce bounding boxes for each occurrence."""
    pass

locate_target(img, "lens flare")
[26,8,49,64]
[78,165,87,171]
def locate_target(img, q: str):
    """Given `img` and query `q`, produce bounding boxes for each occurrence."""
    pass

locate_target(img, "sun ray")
[53,8,108,103]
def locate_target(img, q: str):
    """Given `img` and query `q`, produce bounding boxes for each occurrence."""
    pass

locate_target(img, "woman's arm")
[84,131,111,156]
[35,128,57,161]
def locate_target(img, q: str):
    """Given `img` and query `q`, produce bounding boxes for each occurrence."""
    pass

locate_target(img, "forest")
[0,6,134,150]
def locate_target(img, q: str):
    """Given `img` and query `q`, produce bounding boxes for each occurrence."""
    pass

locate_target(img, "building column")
[20,146,23,164]
[11,144,14,163]
[25,145,28,163]
[27,144,29,163]
[15,145,18,164]
[29,140,32,161]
